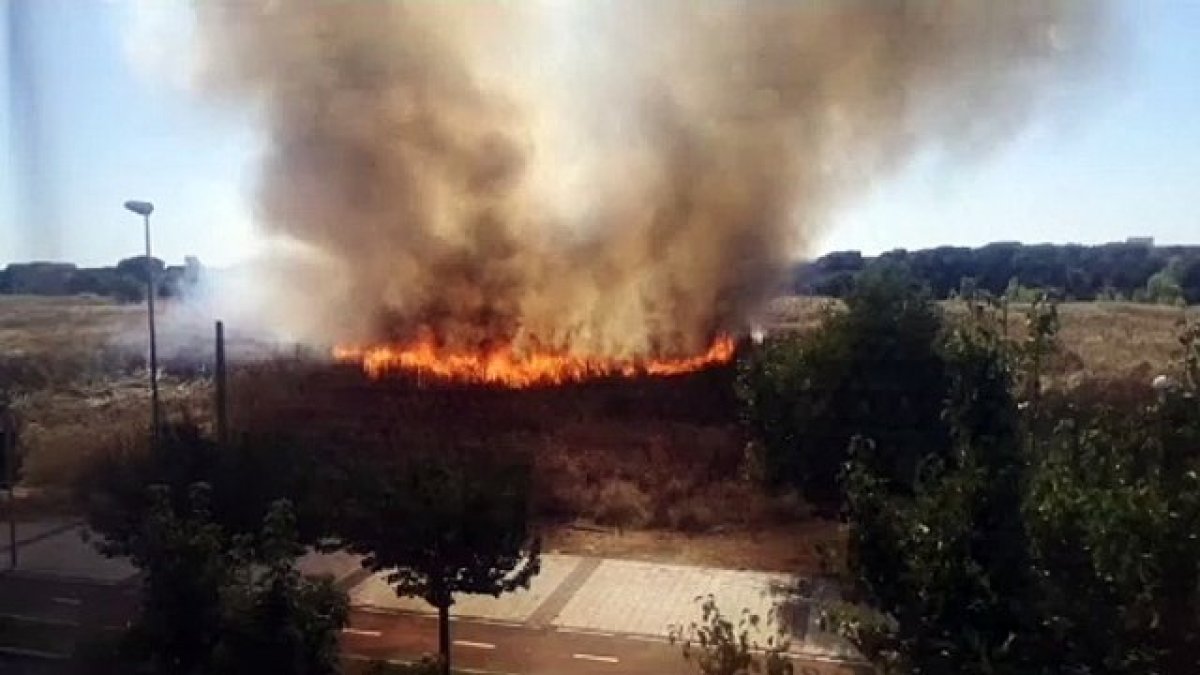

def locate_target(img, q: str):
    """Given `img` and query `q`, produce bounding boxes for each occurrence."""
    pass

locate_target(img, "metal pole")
[215,321,228,445]
[144,213,161,444]
[4,412,15,570]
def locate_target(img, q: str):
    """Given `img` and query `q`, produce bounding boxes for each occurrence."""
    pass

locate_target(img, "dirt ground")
[545,521,843,574]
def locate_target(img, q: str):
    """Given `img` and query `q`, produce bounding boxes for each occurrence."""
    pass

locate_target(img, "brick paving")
[345,553,858,659]
[349,554,581,623]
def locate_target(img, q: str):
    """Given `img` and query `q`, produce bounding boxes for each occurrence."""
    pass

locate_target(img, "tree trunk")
[438,601,451,675]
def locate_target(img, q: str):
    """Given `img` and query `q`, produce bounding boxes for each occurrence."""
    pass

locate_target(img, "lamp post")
[124,200,160,444]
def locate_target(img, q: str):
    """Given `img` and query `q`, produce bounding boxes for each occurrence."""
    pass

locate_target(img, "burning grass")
[332,335,736,387]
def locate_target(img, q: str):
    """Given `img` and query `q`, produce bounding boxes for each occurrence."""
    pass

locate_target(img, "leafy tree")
[98,483,240,674]
[211,501,348,675]
[836,302,1031,673]
[827,306,1200,674]
[792,243,1200,305]
[116,255,166,286]
[669,596,792,675]
[738,264,949,502]
[93,484,348,675]
[1145,259,1186,305]
[335,449,541,675]
[79,422,331,553]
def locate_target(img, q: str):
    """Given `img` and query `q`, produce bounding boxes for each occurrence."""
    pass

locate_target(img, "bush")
[737,263,950,502]
[665,496,720,533]
[591,479,653,528]
[830,311,1200,673]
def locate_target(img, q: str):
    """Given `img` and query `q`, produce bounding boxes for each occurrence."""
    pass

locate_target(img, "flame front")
[333,335,735,387]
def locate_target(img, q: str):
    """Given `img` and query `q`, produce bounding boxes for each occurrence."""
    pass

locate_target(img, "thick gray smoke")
[193,1,1106,356]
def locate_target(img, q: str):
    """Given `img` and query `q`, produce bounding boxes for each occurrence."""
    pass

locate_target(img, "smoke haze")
[192,1,1107,356]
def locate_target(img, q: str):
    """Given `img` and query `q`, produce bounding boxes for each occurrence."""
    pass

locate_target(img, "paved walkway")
[0,521,861,665]
[344,554,857,660]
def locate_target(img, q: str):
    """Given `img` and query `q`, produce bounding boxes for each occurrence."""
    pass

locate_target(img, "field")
[3,294,1197,572]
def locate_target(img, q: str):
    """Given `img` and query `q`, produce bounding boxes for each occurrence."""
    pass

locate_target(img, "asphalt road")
[0,572,867,675]
[341,608,868,675]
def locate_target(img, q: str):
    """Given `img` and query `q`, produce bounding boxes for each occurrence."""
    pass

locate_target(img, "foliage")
[334,447,541,675]
[737,264,950,502]
[92,485,348,675]
[794,242,1200,304]
[101,483,237,674]
[79,421,332,553]
[669,596,792,675]
[210,501,348,675]
[0,256,200,302]
[829,301,1200,673]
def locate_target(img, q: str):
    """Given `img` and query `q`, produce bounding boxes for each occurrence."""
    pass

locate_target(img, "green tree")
[80,422,331,554]
[1145,259,1185,305]
[99,483,239,674]
[738,264,949,502]
[828,309,1200,674]
[211,501,348,675]
[94,485,348,675]
[669,596,792,675]
[336,449,541,675]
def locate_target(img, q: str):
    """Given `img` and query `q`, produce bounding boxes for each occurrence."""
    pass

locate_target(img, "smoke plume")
[193,1,1106,357]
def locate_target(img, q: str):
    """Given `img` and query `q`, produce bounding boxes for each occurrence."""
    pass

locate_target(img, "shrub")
[591,479,652,528]
[737,263,950,502]
[665,496,720,533]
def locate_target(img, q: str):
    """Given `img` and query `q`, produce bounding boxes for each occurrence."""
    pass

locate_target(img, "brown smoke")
[193,1,1107,356]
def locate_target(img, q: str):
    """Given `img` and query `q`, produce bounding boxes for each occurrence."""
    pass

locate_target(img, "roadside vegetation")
[716,264,1200,674]
[4,268,1200,673]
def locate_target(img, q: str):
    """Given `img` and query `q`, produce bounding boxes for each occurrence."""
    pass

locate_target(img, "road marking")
[52,597,82,607]
[453,640,496,650]
[341,628,381,637]
[0,612,79,628]
[625,634,669,643]
[345,654,520,675]
[0,646,71,661]
[573,653,620,664]
[555,627,615,638]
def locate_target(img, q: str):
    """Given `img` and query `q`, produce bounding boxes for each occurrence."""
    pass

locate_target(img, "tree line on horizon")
[795,241,1200,305]
[0,256,202,302]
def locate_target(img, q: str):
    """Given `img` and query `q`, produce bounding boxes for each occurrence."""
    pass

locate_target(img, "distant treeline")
[794,242,1200,304]
[0,256,202,303]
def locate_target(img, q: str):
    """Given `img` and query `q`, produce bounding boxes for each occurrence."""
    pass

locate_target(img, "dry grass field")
[765,296,1200,385]
[2,294,1195,571]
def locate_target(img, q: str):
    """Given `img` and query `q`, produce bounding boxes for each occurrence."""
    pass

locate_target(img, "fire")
[333,335,736,387]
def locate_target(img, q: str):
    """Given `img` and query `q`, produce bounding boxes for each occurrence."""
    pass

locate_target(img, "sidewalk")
[343,553,858,660]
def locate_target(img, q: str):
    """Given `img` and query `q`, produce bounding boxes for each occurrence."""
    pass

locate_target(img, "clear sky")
[2,1,1199,268]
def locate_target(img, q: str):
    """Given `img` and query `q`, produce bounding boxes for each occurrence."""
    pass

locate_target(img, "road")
[340,608,869,675]
[0,575,865,674]
[0,521,867,674]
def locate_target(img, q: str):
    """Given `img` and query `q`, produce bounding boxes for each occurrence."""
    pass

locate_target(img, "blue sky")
[2,1,1199,268]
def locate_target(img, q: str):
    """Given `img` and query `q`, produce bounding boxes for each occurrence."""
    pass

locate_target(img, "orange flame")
[333,335,736,387]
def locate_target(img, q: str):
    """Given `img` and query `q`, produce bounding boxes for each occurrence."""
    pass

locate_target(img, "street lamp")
[124,200,160,444]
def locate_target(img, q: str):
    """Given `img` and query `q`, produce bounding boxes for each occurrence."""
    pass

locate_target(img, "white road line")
[453,640,496,650]
[341,628,382,637]
[0,612,79,628]
[572,653,620,664]
[625,634,669,643]
[345,655,519,675]
[52,597,82,607]
[556,627,616,638]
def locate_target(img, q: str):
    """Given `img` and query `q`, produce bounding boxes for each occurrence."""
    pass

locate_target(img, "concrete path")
[344,554,859,661]
[0,520,864,672]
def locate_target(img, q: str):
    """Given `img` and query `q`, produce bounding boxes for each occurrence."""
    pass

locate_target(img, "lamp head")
[124,200,154,217]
